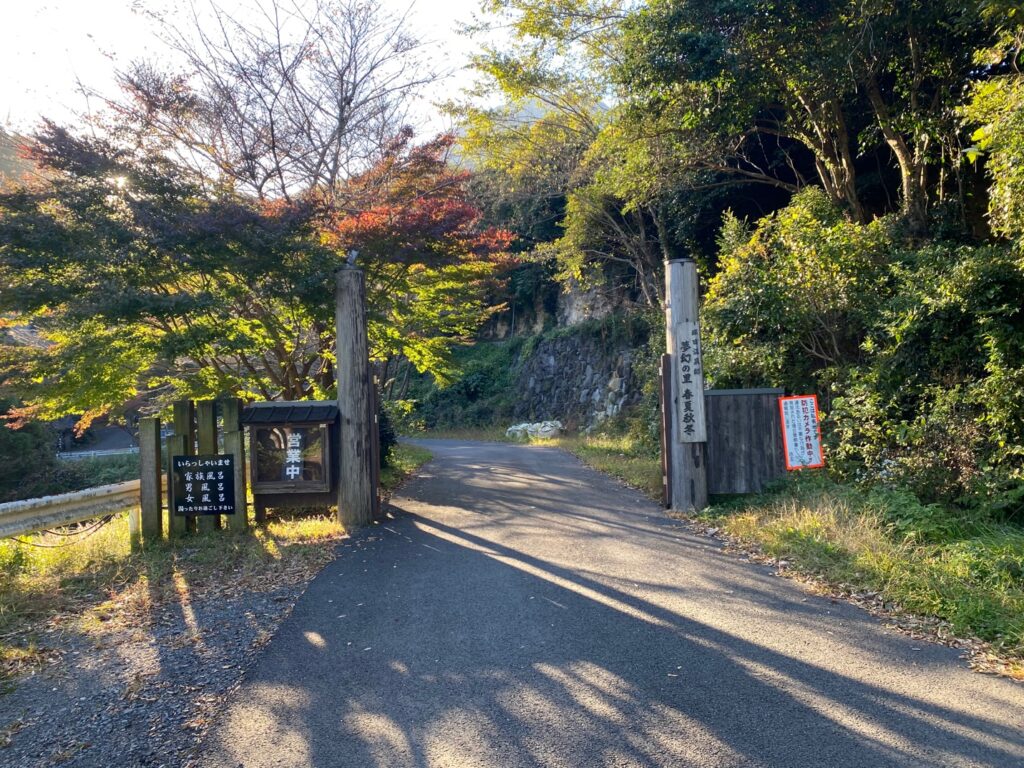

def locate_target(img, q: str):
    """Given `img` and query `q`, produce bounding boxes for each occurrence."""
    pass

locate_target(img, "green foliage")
[0,127,508,422]
[0,400,140,501]
[377,405,398,469]
[63,454,141,489]
[379,443,433,493]
[415,338,528,430]
[0,400,69,502]
[702,190,1024,516]
[828,242,1024,511]
[703,189,894,392]
[963,72,1024,243]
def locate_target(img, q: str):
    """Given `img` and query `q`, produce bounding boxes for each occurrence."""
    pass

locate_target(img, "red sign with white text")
[779,395,825,470]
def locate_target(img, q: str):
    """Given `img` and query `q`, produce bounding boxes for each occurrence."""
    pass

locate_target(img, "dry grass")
[529,430,1024,672]
[699,487,1024,670]
[541,433,663,498]
[417,426,512,442]
[0,442,432,684]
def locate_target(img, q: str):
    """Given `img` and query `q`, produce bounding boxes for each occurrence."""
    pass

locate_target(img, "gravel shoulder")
[0,575,314,768]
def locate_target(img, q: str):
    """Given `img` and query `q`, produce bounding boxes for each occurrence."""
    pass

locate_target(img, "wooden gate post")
[221,397,249,531]
[169,399,195,536]
[195,400,220,533]
[664,257,709,512]
[335,264,375,529]
[136,417,163,547]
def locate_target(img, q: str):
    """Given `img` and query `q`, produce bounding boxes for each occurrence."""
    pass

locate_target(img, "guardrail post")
[195,400,220,533]
[221,397,248,531]
[137,417,162,547]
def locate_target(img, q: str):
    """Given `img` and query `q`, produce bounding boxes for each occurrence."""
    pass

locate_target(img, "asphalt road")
[199,440,1024,768]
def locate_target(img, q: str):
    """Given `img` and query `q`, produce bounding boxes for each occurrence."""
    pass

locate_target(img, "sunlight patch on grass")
[0,441,434,686]
[544,433,662,498]
[702,488,1024,659]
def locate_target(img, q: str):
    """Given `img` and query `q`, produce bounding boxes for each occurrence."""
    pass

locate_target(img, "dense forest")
[445,0,1024,519]
[1,0,1023,521]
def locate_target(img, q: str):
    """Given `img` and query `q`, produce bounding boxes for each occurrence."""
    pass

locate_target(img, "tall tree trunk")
[865,74,929,232]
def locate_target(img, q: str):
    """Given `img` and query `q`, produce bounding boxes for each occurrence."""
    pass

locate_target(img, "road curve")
[199,439,1024,768]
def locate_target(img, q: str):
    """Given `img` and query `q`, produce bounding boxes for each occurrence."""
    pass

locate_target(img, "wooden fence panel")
[172,399,197,533]
[705,389,786,495]
[165,433,189,537]
[221,397,249,531]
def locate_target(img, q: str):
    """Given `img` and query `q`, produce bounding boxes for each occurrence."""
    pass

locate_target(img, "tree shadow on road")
[201,502,1024,768]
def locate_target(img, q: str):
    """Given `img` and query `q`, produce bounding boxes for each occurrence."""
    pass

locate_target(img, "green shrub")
[702,191,1024,517]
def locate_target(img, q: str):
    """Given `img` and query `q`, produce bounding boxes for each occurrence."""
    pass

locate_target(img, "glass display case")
[241,402,339,518]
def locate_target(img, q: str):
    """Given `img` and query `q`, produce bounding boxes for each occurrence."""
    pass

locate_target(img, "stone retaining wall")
[511,330,643,428]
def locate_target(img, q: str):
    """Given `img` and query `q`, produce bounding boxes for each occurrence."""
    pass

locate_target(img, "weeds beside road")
[505,431,1024,678]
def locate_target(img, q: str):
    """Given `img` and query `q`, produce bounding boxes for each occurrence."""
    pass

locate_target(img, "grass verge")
[0,442,432,685]
[542,431,1024,676]
[697,480,1024,675]
[549,434,662,498]
[415,426,512,442]
[381,442,433,493]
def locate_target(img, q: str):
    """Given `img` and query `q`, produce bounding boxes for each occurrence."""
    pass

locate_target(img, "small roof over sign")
[241,401,339,425]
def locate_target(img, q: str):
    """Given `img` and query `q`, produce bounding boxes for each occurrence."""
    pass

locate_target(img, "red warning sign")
[779,395,825,470]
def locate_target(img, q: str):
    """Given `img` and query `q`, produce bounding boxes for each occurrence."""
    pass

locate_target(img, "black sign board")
[172,454,237,516]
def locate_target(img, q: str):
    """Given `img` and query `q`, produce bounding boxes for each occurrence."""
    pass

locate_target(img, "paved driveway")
[199,439,1024,767]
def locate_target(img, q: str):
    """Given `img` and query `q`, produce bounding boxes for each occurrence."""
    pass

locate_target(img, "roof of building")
[241,401,338,425]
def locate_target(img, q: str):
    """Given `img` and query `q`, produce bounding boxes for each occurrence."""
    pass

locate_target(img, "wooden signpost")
[335,263,377,528]
[131,263,381,548]
[664,257,709,512]
[133,397,248,551]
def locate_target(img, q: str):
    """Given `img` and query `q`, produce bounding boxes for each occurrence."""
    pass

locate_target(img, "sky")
[0,0,483,134]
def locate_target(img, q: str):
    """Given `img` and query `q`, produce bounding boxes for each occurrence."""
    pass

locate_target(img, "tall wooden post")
[665,257,709,512]
[221,398,249,531]
[336,265,375,529]
[195,399,220,532]
[137,417,163,547]
[170,399,195,535]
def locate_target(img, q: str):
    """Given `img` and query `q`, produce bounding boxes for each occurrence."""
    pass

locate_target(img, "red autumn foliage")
[320,131,514,266]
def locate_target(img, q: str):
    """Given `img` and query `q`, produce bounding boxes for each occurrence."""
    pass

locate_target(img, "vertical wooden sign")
[674,320,707,443]
[664,257,708,512]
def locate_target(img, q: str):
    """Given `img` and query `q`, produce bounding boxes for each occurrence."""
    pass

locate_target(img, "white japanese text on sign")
[172,454,237,515]
[779,396,825,470]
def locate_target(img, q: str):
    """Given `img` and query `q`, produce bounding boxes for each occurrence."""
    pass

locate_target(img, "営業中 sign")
[778,395,825,470]
[172,454,237,515]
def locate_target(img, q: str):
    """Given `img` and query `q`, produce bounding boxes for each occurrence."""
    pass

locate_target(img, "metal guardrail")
[0,480,142,539]
[57,447,140,461]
